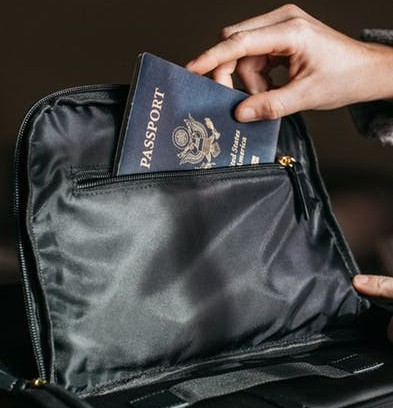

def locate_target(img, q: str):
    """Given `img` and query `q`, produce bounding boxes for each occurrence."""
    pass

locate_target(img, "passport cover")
[113,52,281,175]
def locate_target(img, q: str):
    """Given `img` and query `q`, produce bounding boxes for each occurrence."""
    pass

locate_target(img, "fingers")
[352,274,393,299]
[186,21,299,76]
[354,276,393,344]
[211,60,236,89]
[236,55,272,94]
[353,275,393,344]
[186,4,354,119]
[220,3,318,39]
[235,77,311,121]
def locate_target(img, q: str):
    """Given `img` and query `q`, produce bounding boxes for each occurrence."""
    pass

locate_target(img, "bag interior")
[15,86,376,397]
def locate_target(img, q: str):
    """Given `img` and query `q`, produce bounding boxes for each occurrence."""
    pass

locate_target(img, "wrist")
[360,42,393,102]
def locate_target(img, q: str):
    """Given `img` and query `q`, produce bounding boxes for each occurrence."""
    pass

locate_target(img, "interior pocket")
[31,165,362,393]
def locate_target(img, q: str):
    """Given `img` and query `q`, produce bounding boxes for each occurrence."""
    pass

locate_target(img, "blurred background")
[1,0,392,283]
[0,0,392,383]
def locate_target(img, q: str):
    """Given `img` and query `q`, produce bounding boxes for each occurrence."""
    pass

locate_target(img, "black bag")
[2,84,393,408]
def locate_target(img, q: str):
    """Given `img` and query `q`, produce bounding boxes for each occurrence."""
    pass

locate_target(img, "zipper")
[74,162,283,190]
[74,156,312,221]
[277,156,311,220]
[13,84,126,381]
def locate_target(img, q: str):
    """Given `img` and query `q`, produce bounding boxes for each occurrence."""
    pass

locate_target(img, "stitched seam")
[31,200,50,221]
[329,354,357,365]
[330,354,382,373]
[129,390,185,408]
[129,390,167,404]
[79,334,332,396]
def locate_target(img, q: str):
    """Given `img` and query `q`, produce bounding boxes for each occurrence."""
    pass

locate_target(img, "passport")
[113,52,281,175]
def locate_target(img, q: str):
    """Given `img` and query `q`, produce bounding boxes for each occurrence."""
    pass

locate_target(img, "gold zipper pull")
[28,377,93,407]
[277,155,311,221]
[277,155,296,167]
[29,378,47,388]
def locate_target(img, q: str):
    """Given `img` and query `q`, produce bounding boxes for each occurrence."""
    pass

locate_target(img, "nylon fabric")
[19,87,368,395]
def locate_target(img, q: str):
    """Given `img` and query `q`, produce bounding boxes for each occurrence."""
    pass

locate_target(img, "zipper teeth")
[75,163,284,190]
[13,84,125,380]
[16,240,45,378]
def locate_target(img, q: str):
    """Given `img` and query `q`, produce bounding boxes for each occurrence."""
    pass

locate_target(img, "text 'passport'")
[114,53,281,175]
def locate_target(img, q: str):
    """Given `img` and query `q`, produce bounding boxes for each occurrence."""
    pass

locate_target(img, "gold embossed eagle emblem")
[172,114,221,168]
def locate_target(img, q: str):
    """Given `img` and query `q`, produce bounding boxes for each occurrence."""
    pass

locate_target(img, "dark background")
[1,0,393,283]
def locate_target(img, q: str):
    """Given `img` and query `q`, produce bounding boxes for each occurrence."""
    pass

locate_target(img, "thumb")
[235,80,310,121]
[352,274,393,299]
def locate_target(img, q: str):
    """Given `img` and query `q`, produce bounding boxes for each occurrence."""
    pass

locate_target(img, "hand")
[352,274,393,342]
[186,4,393,121]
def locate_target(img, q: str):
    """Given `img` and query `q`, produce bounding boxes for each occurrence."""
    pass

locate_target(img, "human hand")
[186,4,393,121]
[352,274,393,342]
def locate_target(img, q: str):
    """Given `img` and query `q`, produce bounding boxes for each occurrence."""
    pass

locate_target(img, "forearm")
[350,29,393,143]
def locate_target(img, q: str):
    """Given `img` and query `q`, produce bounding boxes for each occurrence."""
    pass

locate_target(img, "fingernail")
[237,106,256,122]
[354,275,369,285]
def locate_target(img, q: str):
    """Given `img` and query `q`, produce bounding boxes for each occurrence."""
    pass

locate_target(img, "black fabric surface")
[0,284,35,379]
[16,86,369,395]
[0,284,36,407]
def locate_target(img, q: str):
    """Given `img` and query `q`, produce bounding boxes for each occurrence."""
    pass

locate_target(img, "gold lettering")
[142,150,153,161]
[147,121,157,133]
[140,157,151,169]
[237,136,247,165]
[144,139,155,150]
[231,130,240,154]
[150,109,161,121]
[145,130,156,140]
[153,88,165,100]
[139,87,165,169]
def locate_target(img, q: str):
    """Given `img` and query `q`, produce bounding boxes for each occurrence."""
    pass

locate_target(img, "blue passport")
[114,52,281,175]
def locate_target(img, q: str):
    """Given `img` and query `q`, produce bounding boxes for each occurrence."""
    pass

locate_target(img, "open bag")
[2,84,393,408]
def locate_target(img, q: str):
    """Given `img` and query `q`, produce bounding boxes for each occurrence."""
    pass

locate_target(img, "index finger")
[221,4,321,39]
[353,275,393,298]
[186,22,297,76]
